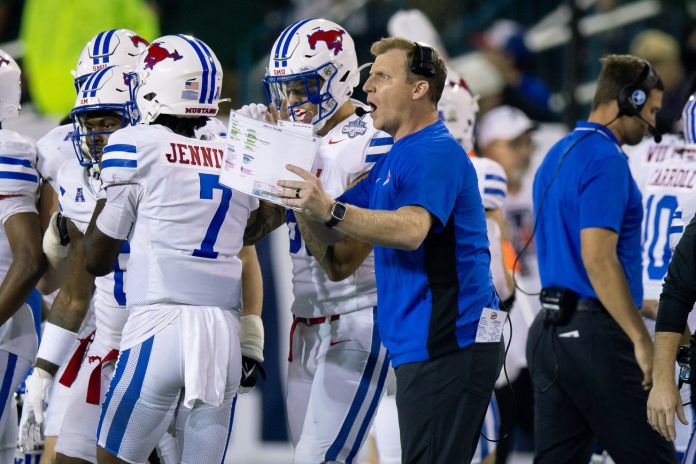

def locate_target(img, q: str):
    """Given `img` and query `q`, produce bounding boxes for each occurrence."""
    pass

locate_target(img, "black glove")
[239,356,266,394]
[56,212,70,246]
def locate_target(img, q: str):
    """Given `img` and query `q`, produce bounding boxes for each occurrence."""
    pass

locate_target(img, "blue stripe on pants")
[325,315,382,461]
[97,347,131,442]
[0,353,17,422]
[345,356,389,463]
[105,336,155,454]
[220,394,238,464]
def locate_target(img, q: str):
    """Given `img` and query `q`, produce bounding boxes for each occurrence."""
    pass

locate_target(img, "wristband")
[36,322,78,367]
[239,315,264,362]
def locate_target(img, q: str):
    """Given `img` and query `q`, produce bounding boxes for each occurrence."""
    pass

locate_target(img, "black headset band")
[411,42,436,78]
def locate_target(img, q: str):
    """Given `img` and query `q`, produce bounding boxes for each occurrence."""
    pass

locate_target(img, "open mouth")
[368,102,377,116]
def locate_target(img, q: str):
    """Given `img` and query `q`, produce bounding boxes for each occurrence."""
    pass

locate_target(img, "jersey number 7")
[193,173,232,259]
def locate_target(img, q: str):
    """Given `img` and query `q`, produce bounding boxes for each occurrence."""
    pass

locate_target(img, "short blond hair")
[370,37,447,106]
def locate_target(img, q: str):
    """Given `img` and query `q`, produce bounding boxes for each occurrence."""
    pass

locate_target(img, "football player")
[84,35,261,464]
[0,49,47,463]
[252,18,392,464]
[20,30,150,462]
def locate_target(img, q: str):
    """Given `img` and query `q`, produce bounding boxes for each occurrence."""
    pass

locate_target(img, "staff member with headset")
[276,37,504,463]
[528,54,677,463]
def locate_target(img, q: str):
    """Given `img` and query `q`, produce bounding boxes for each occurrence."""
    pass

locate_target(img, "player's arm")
[34,221,95,375]
[486,208,514,302]
[581,228,654,388]
[298,214,373,281]
[238,245,266,392]
[0,209,46,326]
[84,199,123,276]
[38,182,58,232]
[295,172,374,281]
[243,200,286,246]
[649,215,696,440]
[240,245,263,318]
[22,221,95,435]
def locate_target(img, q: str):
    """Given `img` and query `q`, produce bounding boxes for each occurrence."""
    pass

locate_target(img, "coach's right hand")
[648,380,688,441]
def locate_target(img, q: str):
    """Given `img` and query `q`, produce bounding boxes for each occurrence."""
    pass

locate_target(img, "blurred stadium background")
[2,0,693,462]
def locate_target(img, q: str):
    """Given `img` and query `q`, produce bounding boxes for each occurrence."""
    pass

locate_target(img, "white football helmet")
[127,34,222,125]
[683,93,696,146]
[73,29,150,92]
[70,64,132,167]
[0,49,20,122]
[438,78,479,152]
[263,18,359,131]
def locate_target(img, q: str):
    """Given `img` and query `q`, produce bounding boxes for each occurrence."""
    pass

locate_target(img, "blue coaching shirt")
[340,120,499,367]
[533,121,643,307]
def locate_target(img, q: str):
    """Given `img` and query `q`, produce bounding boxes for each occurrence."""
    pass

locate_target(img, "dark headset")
[411,42,436,77]
[617,62,660,117]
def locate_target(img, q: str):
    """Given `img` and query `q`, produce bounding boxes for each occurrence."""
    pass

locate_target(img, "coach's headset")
[617,61,662,142]
[516,60,663,300]
[411,42,436,78]
[355,42,436,119]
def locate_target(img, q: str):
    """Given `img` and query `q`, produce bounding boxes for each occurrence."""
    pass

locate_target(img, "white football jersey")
[100,124,258,309]
[57,161,129,348]
[470,156,507,211]
[471,156,511,300]
[0,129,41,358]
[36,124,76,193]
[288,111,392,317]
[627,134,696,299]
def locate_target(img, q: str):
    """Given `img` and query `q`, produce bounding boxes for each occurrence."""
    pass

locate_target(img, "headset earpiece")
[617,62,658,117]
[411,42,436,78]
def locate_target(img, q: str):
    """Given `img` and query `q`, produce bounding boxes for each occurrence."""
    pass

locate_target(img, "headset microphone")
[354,107,371,117]
[638,114,662,143]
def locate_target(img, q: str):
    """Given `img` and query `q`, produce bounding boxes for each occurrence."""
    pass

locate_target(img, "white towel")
[181,307,239,408]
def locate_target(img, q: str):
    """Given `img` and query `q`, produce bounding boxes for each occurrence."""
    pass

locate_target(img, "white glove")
[18,368,53,453]
[236,103,268,122]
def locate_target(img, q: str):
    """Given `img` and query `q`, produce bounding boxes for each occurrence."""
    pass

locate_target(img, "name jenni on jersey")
[164,142,224,168]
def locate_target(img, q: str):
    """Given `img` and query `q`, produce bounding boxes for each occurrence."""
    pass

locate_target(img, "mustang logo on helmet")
[143,43,183,70]
[307,29,345,56]
[130,35,150,48]
[0,57,10,68]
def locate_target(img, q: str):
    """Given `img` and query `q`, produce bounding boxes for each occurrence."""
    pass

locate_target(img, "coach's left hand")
[278,165,334,223]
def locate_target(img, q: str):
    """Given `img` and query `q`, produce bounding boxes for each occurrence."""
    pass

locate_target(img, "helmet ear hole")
[144,92,156,101]
[339,71,350,83]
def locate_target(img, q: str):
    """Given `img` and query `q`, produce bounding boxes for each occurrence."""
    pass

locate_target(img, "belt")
[293,315,340,325]
[576,298,606,312]
[288,314,341,363]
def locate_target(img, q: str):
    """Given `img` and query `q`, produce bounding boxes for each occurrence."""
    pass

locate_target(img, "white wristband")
[36,322,78,367]
[239,315,264,362]
[42,212,70,259]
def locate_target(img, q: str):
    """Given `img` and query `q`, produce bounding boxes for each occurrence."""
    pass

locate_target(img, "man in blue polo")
[277,37,504,463]
[528,54,676,463]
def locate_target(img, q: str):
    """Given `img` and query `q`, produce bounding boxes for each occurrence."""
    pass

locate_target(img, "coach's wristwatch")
[325,201,347,228]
